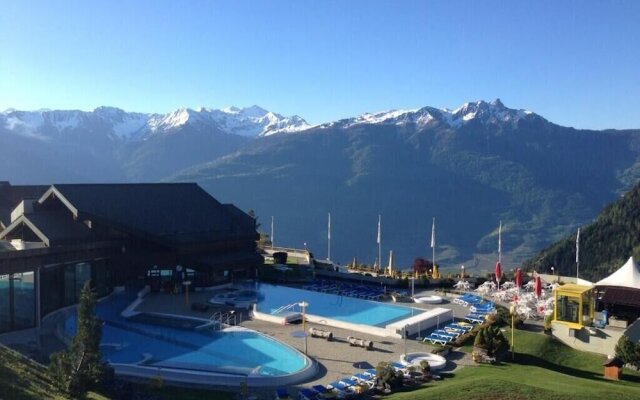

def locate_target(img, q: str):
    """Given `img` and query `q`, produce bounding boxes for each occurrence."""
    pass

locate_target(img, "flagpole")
[271,216,274,249]
[431,218,435,277]
[327,213,331,261]
[576,228,580,280]
[377,215,382,272]
[498,220,502,264]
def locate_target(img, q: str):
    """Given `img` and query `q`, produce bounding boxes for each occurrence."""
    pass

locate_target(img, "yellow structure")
[553,284,594,329]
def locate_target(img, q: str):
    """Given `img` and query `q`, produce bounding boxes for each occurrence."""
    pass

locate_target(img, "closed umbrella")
[534,276,542,299]
[515,268,522,288]
[495,261,503,289]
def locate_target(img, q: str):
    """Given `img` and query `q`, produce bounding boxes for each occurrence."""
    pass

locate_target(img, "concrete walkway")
[133,287,475,396]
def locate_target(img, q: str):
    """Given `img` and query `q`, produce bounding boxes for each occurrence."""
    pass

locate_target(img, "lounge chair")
[311,385,329,395]
[464,315,485,324]
[433,330,457,341]
[363,368,377,378]
[445,324,469,334]
[352,373,374,385]
[391,362,407,371]
[437,328,460,338]
[275,388,291,400]
[298,388,319,400]
[423,333,450,345]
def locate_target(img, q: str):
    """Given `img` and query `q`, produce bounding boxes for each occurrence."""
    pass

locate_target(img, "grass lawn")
[388,329,640,400]
[0,345,235,400]
[0,345,66,400]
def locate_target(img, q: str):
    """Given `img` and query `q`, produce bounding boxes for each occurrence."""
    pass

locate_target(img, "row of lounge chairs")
[302,279,407,301]
[291,362,414,399]
[454,293,496,319]
[423,321,476,345]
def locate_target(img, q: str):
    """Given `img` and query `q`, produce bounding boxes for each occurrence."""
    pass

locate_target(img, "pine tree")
[49,280,105,398]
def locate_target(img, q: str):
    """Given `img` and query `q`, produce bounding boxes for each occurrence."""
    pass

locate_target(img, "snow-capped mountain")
[331,99,539,129]
[0,105,310,141]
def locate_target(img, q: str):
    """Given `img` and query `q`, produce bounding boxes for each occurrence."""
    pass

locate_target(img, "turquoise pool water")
[255,283,420,327]
[65,294,307,376]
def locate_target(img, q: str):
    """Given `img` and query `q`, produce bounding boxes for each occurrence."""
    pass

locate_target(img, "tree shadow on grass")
[620,374,640,384]
[513,352,607,382]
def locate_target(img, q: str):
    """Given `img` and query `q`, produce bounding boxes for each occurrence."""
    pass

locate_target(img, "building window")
[12,272,35,330]
[0,271,36,333]
[557,295,580,324]
[0,274,10,332]
[41,266,63,317]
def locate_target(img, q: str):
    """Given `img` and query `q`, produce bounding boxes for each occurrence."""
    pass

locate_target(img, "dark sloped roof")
[603,357,624,367]
[25,211,95,245]
[0,212,94,246]
[0,184,48,228]
[601,287,640,308]
[46,183,252,245]
[223,204,256,232]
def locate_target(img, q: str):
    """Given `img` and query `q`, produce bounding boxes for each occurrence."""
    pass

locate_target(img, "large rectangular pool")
[255,283,422,327]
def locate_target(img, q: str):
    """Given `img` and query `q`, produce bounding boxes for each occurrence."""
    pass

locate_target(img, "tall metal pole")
[327,212,331,261]
[403,324,408,356]
[301,301,308,355]
[377,215,382,272]
[511,311,515,361]
[576,228,580,280]
[498,220,502,264]
[271,216,275,248]
[431,217,435,277]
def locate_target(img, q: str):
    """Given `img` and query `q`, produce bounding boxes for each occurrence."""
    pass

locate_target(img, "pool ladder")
[208,311,237,329]
[271,303,300,315]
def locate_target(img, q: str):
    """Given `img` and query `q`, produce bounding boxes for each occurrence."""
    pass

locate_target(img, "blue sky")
[1,0,639,129]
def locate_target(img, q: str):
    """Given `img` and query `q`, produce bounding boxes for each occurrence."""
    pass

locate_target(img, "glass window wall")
[0,274,10,332]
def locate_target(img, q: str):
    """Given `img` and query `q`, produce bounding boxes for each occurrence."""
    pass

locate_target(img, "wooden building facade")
[0,182,261,333]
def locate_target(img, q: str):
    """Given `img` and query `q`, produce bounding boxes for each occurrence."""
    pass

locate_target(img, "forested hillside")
[526,182,640,281]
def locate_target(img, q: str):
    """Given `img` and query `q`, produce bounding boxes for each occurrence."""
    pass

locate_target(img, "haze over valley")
[3,99,639,270]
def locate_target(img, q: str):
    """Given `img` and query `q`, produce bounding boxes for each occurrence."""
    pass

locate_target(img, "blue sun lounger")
[363,368,377,378]
[423,333,450,345]
[298,388,319,400]
[464,315,485,324]
[311,385,329,395]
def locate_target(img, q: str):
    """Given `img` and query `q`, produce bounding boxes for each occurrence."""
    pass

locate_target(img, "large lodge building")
[0,181,261,333]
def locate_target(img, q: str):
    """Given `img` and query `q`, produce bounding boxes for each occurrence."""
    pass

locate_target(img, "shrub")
[473,324,509,357]
[615,335,640,369]
[544,308,555,333]
[375,361,403,389]
[149,375,164,390]
[431,344,453,355]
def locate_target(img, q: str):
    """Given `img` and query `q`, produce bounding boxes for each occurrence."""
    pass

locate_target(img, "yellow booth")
[553,284,594,329]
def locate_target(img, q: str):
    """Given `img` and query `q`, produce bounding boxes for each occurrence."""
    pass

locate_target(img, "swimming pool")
[255,283,421,327]
[62,292,315,386]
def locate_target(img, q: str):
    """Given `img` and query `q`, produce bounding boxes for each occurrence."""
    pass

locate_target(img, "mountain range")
[2,100,640,271]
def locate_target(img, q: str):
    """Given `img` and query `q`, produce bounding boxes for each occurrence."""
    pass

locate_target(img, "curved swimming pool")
[63,292,314,386]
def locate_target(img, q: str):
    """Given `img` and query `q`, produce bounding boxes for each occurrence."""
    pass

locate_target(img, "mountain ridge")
[0,105,310,140]
[2,99,640,271]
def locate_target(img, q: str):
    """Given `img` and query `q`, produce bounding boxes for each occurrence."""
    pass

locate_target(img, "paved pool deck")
[134,287,475,393]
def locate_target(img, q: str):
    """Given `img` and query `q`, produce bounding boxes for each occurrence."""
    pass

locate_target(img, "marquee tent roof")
[595,256,640,290]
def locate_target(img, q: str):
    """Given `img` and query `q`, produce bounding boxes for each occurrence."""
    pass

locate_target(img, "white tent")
[595,256,640,289]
